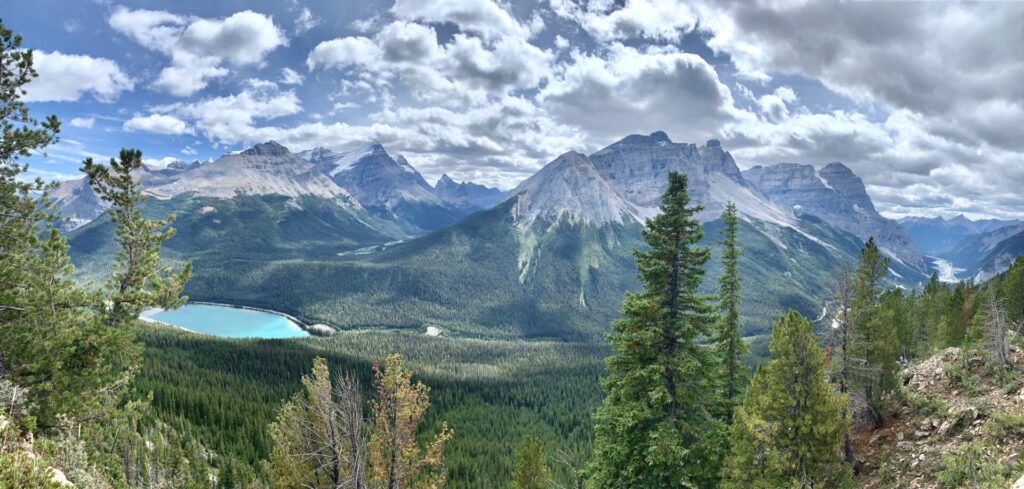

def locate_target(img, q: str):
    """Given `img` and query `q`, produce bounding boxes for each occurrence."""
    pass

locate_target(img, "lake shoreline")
[139,302,320,339]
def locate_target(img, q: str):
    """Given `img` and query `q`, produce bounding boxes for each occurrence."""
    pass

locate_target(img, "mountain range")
[62,132,1023,340]
[53,141,505,235]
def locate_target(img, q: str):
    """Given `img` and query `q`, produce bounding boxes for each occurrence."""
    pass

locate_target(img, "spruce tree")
[722,311,853,489]
[511,436,551,489]
[850,237,896,429]
[587,172,725,489]
[713,201,747,410]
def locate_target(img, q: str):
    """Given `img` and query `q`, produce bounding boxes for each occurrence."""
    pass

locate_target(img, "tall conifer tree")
[722,311,853,489]
[850,238,896,429]
[713,201,747,409]
[587,172,725,489]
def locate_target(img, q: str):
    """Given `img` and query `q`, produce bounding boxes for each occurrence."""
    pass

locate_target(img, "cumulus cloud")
[540,44,742,144]
[308,19,552,105]
[145,85,302,144]
[23,51,133,102]
[123,114,193,135]
[109,7,286,96]
[550,0,698,42]
[391,0,536,41]
[69,117,95,129]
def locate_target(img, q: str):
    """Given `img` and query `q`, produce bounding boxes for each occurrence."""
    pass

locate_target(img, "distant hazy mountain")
[434,174,505,211]
[899,214,1020,255]
[944,222,1024,282]
[52,159,209,231]
[743,162,927,273]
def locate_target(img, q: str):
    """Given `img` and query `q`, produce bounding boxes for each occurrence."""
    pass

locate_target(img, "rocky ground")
[856,342,1024,488]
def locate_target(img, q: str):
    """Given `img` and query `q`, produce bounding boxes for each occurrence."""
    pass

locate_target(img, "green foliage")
[936,443,1016,489]
[1003,256,1024,323]
[983,411,1024,442]
[722,311,853,489]
[0,451,63,488]
[588,172,726,489]
[851,238,898,427]
[713,202,748,408]
[511,436,550,489]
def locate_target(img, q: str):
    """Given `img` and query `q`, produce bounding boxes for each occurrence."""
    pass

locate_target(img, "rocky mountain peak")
[744,162,926,271]
[241,140,290,157]
[819,161,875,212]
[437,174,457,188]
[503,150,637,226]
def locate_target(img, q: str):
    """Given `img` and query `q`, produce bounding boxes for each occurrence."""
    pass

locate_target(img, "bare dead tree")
[334,373,367,489]
[550,448,583,489]
[984,288,1009,369]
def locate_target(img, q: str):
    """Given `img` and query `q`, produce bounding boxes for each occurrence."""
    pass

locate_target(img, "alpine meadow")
[4,2,1024,488]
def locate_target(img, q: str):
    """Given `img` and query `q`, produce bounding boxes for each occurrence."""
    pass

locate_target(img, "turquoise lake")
[140,304,309,339]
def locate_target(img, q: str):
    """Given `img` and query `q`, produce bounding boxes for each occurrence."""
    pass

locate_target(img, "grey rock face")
[434,174,505,211]
[144,143,352,201]
[502,151,637,226]
[587,132,793,226]
[589,132,744,211]
[299,143,441,212]
[744,162,927,272]
[52,159,204,230]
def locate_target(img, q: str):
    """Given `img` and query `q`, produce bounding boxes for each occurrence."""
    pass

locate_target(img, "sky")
[8,0,1024,220]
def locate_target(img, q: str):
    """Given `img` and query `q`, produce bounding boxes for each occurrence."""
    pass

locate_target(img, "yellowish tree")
[368,354,452,489]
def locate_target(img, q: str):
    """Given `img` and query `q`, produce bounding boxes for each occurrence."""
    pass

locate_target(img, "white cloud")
[69,117,95,129]
[391,0,533,41]
[550,0,698,42]
[294,7,319,34]
[307,37,383,70]
[124,114,193,135]
[23,51,133,102]
[109,7,286,96]
[143,156,180,168]
[539,44,742,144]
[151,85,302,144]
[280,67,304,85]
[309,20,553,105]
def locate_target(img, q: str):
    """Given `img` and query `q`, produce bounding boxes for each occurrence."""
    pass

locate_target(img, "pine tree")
[722,311,853,489]
[850,238,896,429]
[587,172,725,489]
[511,436,550,489]
[713,201,747,410]
[941,282,974,347]
[368,354,452,489]
[1,22,189,430]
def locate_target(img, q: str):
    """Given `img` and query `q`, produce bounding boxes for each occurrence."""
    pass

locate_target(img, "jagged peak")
[242,140,290,156]
[437,174,457,186]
